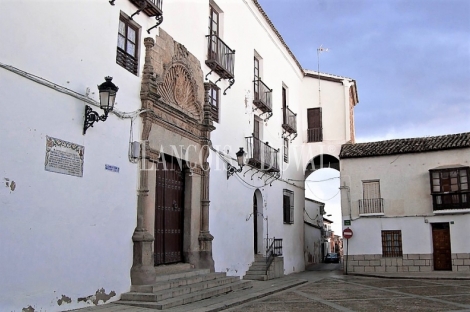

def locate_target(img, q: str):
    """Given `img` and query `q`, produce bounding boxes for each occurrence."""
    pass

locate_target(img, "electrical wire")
[0,61,144,120]
[306,181,340,201]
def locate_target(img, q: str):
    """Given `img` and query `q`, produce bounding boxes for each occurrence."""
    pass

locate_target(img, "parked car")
[324,253,340,263]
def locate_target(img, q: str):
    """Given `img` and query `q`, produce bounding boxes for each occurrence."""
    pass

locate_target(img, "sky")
[258,0,470,142]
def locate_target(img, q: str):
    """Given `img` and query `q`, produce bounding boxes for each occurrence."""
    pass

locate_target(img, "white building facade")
[304,198,325,265]
[340,133,470,273]
[0,0,358,311]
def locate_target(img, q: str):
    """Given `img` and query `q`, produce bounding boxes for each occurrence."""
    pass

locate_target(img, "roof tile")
[340,132,470,159]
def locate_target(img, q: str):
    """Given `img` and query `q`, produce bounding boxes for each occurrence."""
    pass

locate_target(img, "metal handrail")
[206,34,235,78]
[148,0,162,10]
[307,127,322,142]
[265,238,282,275]
[245,136,279,172]
[253,79,272,112]
[283,107,297,133]
[359,198,384,214]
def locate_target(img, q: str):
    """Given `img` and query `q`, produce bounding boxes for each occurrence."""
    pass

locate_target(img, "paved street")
[73,265,470,312]
[225,270,470,312]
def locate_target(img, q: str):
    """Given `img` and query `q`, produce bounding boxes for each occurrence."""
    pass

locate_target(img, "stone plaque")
[45,136,84,177]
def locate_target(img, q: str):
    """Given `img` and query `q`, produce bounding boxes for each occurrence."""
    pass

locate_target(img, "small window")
[381,230,402,257]
[283,139,288,163]
[117,14,140,75]
[283,189,294,224]
[208,84,219,122]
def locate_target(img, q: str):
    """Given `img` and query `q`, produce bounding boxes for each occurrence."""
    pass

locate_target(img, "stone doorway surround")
[131,29,216,285]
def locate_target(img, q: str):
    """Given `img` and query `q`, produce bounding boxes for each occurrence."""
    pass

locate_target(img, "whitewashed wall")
[304,199,324,264]
[340,148,470,256]
[0,1,158,311]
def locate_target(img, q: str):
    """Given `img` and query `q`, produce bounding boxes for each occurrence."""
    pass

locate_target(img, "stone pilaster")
[131,157,156,285]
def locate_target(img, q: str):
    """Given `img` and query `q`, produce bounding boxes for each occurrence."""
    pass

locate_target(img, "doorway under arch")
[253,189,264,255]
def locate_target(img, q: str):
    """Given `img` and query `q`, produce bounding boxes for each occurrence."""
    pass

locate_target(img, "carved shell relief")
[158,64,201,121]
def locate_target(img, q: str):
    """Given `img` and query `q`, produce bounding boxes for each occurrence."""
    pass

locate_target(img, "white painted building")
[339,132,470,273]
[0,0,358,311]
[304,198,325,265]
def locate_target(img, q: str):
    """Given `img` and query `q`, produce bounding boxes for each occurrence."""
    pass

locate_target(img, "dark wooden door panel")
[432,223,452,271]
[155,157,184,266]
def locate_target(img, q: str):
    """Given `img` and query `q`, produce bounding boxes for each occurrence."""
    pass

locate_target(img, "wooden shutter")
[363,181,380,199]
[253,117,260,139]
[283,194,290,223]
[307,108,322,142]
[282,87,287,124]
[289,191,294,224]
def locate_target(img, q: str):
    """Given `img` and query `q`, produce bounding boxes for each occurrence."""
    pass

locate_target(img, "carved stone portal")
[131,29,215,285]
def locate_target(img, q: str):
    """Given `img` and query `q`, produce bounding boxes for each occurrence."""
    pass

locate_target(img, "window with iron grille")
[429,166,469,211]
[117,14,139,75]
[208,83,219,122]
[283,139,288,163]
[283,189,294,224]
[381,230,402,257]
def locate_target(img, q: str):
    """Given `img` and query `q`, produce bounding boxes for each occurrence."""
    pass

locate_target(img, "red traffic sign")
[343,227,353,239]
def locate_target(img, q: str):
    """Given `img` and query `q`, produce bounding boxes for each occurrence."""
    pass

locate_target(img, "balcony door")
[253,116,262,161]
[307,108,322,142]
[254,57,260,101]
[208,5,219,59]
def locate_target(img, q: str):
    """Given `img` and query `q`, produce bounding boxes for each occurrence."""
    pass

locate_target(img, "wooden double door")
[154,156,184,266]
[432,223,452,271]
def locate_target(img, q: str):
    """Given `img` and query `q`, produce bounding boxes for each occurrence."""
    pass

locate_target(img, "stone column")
[130,37,159,285]
[197,83,216,271]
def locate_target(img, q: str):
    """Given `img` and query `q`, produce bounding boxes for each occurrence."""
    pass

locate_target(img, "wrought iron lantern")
[227,147,245,180]
[83,77,119,135]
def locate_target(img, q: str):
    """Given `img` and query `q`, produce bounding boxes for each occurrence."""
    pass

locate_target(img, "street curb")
[346,272,470,280]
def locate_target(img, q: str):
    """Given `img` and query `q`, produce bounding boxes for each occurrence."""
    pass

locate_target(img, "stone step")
[249,263,268,269]
[131,272,226,293]
[245,269,267,275]
[243,274,268,281]
[118,280,253,310]
[154,269,211,283]
[122,276,240,302]
[155,263,192,275]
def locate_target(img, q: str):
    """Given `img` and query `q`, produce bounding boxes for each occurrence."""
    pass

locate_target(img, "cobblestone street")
[225,273,470,312]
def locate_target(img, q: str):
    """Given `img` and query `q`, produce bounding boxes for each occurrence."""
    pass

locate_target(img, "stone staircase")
[243,254,284,281]
[117,265,252,310]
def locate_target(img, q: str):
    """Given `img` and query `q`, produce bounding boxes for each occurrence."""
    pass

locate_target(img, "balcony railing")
[282,107,297,134]
[359,198,384,214]
[116,48,138,75]
[128,0,163,17]
[245,136,279,172]
[307,127,322,142]
[205,34,235,80]
[432,192,469,211]
[253,79,272,113]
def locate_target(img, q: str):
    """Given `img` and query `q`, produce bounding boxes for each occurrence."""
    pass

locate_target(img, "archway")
[304,154,341,265]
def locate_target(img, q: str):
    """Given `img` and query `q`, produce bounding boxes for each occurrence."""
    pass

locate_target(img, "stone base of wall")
[344,253,470,273]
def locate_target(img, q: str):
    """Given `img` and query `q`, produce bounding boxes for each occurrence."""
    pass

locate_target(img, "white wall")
[0,1,152,310]
[340,148,470,256]
[304,200,323,264]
